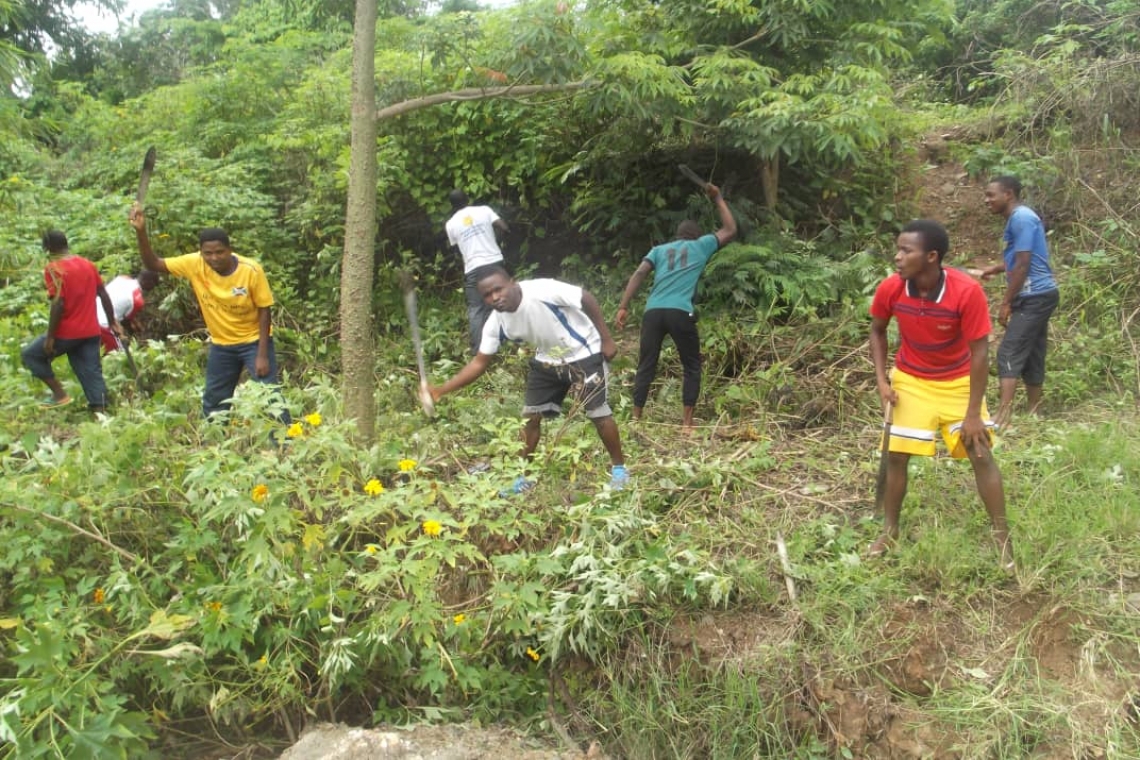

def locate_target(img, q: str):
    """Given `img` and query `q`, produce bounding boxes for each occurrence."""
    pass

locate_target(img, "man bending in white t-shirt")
[445,189,510,354]
[427,266,629,493]
[96,270,159,353]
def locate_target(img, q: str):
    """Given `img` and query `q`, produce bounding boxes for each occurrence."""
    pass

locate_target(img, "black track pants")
[632,308,702,408]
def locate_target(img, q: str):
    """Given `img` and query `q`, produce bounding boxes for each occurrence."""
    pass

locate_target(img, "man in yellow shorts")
[868,219,1012,570]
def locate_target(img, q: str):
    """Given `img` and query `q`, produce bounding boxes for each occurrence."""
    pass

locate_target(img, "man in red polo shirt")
[868,219,1012,570]
[21,230,119,412]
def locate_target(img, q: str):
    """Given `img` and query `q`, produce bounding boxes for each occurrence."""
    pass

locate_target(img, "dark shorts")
[997,289,1059,385]
[523,353,612,419]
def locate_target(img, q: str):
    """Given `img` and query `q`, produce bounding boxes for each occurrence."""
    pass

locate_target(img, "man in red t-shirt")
[20,230,120,411]
[868,219,1011,570]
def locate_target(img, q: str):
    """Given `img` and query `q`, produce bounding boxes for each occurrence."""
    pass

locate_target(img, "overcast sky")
[76,0,168,35]
[76,0,517,35]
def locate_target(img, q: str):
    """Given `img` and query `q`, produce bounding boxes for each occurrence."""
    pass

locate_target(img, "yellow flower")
[286,422,304,438]
[526,647,541,662]
[257,654,268,667]
[422,519,442,537]
[364,479,384,496]
[453,613,466,625]
[398,458,417,472]
[93,588,105,604]
[207,601,222,612]
[304,412,322,427]
[365,544,378,554]
[251,484,269,503]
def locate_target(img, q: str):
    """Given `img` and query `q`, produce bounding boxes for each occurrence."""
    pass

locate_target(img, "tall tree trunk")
[760,156,779,211]
[340,0,379,443]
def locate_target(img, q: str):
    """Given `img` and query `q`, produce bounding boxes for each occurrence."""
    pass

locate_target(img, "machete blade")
[136,146,156,205]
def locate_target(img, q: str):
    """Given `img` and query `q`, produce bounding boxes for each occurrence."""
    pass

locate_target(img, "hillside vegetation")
[2,0,1140,757]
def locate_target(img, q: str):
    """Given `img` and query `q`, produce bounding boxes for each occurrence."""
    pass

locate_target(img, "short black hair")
[989,175,1022,198]
[676,220,701,240]
[199,228,231,247]
[137,270,160,290]
[449,189,469,209]
[41,230,68,253]
[475,265,511,285]
[901,219,950,263]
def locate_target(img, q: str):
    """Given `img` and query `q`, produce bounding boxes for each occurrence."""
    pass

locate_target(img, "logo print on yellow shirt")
[232,287,248,297]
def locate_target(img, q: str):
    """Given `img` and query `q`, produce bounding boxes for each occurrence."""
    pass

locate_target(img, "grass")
[563,376,1140,758]
[3,264,1140,759]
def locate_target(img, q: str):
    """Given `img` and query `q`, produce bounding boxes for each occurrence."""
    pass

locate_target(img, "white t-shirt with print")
[96,275,142,328]
[479,279,600,364]
[446,205,504,273]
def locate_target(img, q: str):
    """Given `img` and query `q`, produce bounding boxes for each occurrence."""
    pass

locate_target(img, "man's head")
[41,230,69,254]
[676,220,701,240]
[137,270,160,291]
[895,219,949,279]
[449,189,470,210]
[984,175,1021,217]
[198,228,236,276]
[476,266,522,312]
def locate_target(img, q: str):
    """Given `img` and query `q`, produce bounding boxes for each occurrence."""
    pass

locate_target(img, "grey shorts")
[998,289,1059,385]
[523,353,612,419]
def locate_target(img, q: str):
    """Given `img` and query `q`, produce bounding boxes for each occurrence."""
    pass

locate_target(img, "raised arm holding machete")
[113,147,157,395]
[615,175,737,431]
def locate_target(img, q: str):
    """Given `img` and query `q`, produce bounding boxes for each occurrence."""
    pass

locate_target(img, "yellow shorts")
[885,370,994,458]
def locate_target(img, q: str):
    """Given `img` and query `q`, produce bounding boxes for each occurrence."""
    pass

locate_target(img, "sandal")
[39,395,73,409]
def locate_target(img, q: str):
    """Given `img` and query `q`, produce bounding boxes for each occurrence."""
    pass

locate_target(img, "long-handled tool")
[873,401,893,512]
[677,163,709,190]
[114,333,145,395]
[400,274,435,417]
[137,147,156,205]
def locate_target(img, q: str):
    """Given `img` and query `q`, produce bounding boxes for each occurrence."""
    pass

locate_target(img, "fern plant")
[699,239,839,321]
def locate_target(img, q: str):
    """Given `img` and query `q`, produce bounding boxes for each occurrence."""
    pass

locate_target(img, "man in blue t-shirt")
[616,182,736,430]
[982,175,1060,428]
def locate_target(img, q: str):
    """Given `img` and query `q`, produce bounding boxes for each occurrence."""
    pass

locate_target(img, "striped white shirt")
[479,279,600,364]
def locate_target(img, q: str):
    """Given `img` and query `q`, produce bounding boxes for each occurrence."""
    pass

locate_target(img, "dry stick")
[9,507,191,596]
[10,502,139,564]
[775,531,797,603]
[548,667,591,753]
[1078,178,1140,238]
[734,473,856,511]
[1123,305,1140,404]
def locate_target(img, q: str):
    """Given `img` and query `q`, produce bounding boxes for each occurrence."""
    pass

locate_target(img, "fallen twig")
[775,531,797,602]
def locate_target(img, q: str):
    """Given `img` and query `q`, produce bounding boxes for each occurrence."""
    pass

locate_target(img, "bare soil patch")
[274,723,596,760]
[913,131,1003,271]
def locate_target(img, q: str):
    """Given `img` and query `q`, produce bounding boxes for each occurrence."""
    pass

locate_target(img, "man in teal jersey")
[616,183,736,430]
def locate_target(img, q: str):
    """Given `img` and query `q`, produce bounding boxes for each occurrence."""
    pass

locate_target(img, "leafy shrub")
[0,371,733,754]
[699,236,880,321]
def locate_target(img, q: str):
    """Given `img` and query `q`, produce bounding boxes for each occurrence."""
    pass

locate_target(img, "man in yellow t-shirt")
[129,204,290,422]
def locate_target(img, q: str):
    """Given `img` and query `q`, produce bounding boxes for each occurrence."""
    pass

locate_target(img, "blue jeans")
[22,334,107,408]
[203,339,291,423]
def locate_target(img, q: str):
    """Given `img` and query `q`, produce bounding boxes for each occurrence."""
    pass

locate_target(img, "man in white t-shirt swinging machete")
[445,189,510,354]
[426,266,629,494]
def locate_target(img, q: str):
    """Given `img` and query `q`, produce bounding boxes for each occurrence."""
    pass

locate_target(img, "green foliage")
[0,350,733,752]
[3,0,1140,754]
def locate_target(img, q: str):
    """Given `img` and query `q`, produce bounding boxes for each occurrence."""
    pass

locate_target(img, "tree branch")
[7,502,139,564]
[376,81,595,121]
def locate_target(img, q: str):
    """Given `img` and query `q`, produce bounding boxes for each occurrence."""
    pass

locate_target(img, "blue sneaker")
[610,465,630,490]
[499,475,536,497]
